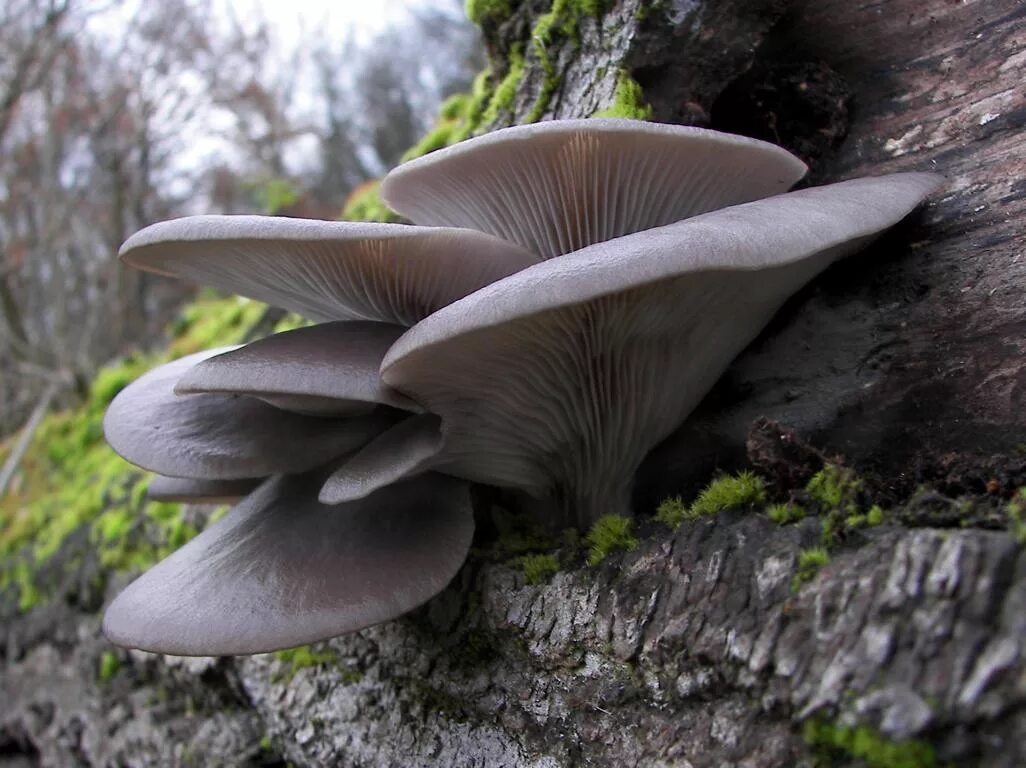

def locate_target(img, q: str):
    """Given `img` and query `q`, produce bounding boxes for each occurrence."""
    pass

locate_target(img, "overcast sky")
[235,0,426,40]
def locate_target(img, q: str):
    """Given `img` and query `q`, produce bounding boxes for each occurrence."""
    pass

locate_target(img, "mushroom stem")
[557,472,636,529]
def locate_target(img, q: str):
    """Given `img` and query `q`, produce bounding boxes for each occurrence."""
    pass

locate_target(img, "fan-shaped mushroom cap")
[120,217,539,325]
[380,119,808,260]
[147,475,261,505]
[175,321,418,416]
[382,173,943,525]
[319,413,443,504]
[102,472,473,655]
[104,350,392,480]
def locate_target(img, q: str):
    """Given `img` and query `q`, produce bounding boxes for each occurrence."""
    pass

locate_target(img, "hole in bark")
[710,58,853,171]
[0,725,41,763]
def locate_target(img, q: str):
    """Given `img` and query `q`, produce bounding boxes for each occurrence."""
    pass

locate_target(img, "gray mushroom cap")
[380,119,808,259]
[104,349,393,480]
[382,173,943,525]
[146,475,262,505]
[319,413,443,504]
[119,217,539,325]
[102,471,473,656]
[175,321,419,416]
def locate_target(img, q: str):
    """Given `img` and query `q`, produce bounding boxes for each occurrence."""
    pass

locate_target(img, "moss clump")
[767,503,805,525]
[273,645,337,683]
[592,69,652,119]
[98,651,120,684]
[514,552,560,584]
[253,178,299,215]
[401,70,497,162]
[656,471,767,529]
[465,0,512,26]
[803,718,937,768]
[525,0,609,123]
[1007,488,1026,544]
[654,496,688,528]
[483,46,525,126]
[585,514,638,565]
[272,313,313,334]
[341,180,399,223]
[792,547,830,591]
[806,464,861,511]
[867,504,885,526]
[806,464,867,547]
[0,295,267,613]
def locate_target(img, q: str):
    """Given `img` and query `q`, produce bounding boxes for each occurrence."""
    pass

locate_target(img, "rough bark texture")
[3,1,1025,766]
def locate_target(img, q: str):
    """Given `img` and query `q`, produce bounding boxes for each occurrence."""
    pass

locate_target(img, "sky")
[234,0,426,40]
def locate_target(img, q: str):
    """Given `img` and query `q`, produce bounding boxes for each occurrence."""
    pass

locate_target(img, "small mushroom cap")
[119,216,539,325]
[380,119,808,259]
[102,472,474,655]
[319,413,443,504]
[104,350,393,479]
[382,173,943,504]
[175,321,419,416]
[146,475,262,505]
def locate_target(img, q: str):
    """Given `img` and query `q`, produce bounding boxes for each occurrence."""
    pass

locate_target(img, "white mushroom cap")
[104,349,393,480]
[175,321,419,416]
[102,472,473,655]
[380,119,808,259]
[120,216,539,325]
[382,173,943,525]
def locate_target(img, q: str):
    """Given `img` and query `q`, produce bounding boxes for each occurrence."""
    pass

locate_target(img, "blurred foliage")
[0,296,260,612]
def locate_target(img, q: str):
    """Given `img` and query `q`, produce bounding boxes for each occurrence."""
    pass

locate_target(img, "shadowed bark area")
[2,1,1024,766]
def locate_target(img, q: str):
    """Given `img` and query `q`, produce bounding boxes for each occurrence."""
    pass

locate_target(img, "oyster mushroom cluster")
[102,119,941,655]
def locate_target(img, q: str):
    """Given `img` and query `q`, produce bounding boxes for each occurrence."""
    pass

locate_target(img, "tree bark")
[2,2,1024,766]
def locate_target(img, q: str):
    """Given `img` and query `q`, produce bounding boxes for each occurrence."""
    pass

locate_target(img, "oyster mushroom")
[380,173,943,526]
[380,118,808,258]
[101,119,940,655]
[103,472,473,655]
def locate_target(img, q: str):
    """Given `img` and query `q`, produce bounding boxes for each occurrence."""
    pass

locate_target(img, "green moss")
[341,181,400,223]
[272,313,313,334]
[691,471,767,518]
[514,552,560,584]
[654,496,687,528]
[524,0,608,123]
[803,718,937,768]
[98,651,120,684]
[273,646,337,683]
[483,47,524,126]
[592,69,652,119]
[867,504,885,526]
[1,295,270,613]
[792,547,830,591]
[806,464,861,511]
[767,503,805,525]
[1007,488,1026,544]
[655,471,766,529]
[585,514,638,565]
[806,464,865,547]
[465,0,512,26]
[253,178,299,215]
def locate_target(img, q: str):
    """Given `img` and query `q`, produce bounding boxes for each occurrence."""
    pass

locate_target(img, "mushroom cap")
[146,475,262,505]
[102,472,474,655]
[104,349,393,479]
[175,321,419,416]
[380,119,808,259]
[382,173,943,508]
[120,216,539,325]
[319,413,443,504]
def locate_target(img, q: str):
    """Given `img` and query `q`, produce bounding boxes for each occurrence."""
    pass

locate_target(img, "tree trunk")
[2,2,1024,766]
